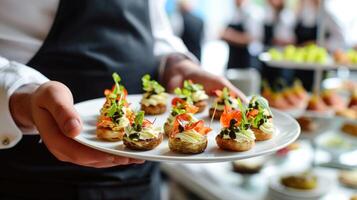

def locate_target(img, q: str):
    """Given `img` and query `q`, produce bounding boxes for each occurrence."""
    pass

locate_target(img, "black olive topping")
[178,125,184,132]
[220,129,229,136]
[229,130,236,139]
[171,110,178,116]
[258,118,265,127]
[229,119,237,129]
[129,133,139,140]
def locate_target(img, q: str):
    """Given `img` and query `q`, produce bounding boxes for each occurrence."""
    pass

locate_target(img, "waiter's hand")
[10,81,144,168]
[163,55,248,103]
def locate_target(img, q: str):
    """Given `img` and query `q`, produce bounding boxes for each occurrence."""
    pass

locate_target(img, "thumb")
[33,81,82,138]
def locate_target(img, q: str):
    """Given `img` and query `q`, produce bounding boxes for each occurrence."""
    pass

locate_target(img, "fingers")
[166,74,184,93]
[84,158,145,168]
[32,102,143,167]
[32,81,82,138]
[222,79,248,103]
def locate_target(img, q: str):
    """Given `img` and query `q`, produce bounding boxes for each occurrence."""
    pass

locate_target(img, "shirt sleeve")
[149,0,199,79]
[0,56,49,149]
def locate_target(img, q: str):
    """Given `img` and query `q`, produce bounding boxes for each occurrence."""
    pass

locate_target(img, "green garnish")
[171,107,186,116]
[248,96,272,128]
[112,73,121,94]
[250,96,272,116]
[105,73,127,120]
[237,98,250,130]
[174,80,204,104]
[142,74,165,94]
[218,87,234,106]
[132,111,145,132]
[174,87,193,104]
[134,111,145,126]
[183,80,203,92]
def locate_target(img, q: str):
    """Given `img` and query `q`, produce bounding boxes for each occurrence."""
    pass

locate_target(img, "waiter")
[261,0,295,85]
[0,0,246,199]
[221,0,262,69]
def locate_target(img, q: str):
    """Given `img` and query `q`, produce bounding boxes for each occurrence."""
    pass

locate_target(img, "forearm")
[221,28,252,46]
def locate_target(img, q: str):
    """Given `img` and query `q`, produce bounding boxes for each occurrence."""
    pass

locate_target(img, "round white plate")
[268,174,331,200]
[74,95,300,163]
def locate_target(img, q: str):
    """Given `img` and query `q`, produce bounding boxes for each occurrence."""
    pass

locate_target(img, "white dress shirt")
[0,0,189,149]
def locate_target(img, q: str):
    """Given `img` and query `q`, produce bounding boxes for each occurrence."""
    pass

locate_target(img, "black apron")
[261,23,294,86]
[293,21,318,91]
[0,0,161,199]
[227,24,251,69]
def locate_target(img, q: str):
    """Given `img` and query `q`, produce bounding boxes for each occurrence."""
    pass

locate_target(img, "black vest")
[28,0,159,102]
[0,0,161,199]
[227,23,250,69]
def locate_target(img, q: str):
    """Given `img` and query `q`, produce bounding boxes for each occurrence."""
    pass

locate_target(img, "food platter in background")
[267,172,333,200]
[259,45,357,70]
[259,52,337,70]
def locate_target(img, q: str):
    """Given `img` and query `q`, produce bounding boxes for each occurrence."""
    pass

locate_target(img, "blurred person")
[0,0,246,199]
[294,0,320,45]
[293,0,321,90]
[262,0,296,85]
[179,0,204,60]
[221,0,263,69]
[263,0,295,47]
[167,0,204,60]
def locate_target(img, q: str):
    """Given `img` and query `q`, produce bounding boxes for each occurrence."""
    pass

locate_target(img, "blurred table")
[161,140,356,200]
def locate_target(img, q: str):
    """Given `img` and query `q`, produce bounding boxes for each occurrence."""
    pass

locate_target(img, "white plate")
[74,95,300,163]
[268,174,331,200]
[315,131,357,156]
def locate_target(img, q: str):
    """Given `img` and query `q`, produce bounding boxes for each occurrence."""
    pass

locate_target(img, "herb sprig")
[142,74,165,94]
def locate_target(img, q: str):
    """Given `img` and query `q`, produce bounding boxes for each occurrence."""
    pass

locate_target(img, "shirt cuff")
[0,58,49,149]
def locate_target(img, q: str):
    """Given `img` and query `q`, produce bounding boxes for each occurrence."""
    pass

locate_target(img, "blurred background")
[160,0,357,200]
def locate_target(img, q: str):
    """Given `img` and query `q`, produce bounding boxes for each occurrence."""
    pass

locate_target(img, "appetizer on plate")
[247,96,275,141]
[232,157,265,174]
[296,116,318,132]
[216,100,255,152]
[209,87,238,120]
[174,80,208,113]
[306,93,329,112]
[278,79,307,108]
[341,123,357,137]
[123,111,163,151]
[281,172,318,190]
[321,90,346,111]
[140,74,168,115]
[168,113,211,154]
[261,80,294,110]
[291,79,308,101]
[339,170,357,189]
[164,97,199,136]
[348,90,357,109]
[336,109,357,119]
[96,73,134,141]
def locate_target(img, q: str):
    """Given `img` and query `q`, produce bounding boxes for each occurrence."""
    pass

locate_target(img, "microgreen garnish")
[174,87,193,104]
[112,73,121,94]
[142,74,165,94]
[133,111,145,131]
[237,98,250,130]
